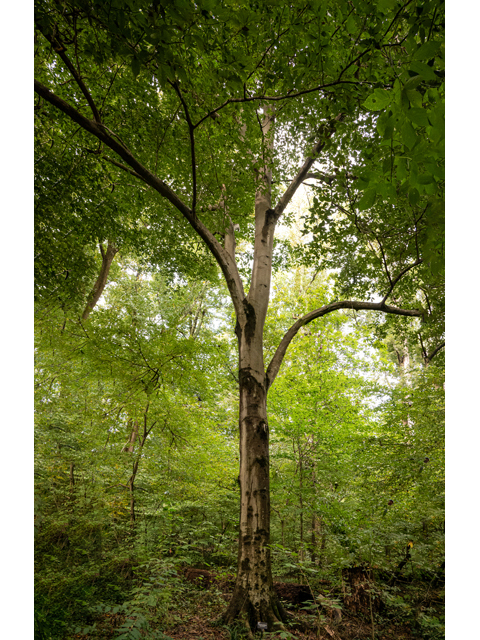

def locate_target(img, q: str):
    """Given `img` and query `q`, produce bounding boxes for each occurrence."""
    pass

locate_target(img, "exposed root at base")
[219,587,289,635]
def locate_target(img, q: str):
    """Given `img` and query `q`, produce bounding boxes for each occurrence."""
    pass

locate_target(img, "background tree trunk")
[122,420,139,453]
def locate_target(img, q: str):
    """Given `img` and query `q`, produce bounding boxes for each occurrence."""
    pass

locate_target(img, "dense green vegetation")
[34,0,444,638]
[35,263,444,639]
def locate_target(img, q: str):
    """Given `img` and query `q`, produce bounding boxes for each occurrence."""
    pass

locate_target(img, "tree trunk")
[222,336,287,630]
[122,420,139,453]
[311,515,318,564]
[299,452,304,564]
[316,516,327,567]
[124,406,152,526]
[69,462,75,489]
[222,106,287,632]
[128,459,139,524]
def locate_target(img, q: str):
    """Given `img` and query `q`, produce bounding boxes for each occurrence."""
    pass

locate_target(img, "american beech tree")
[34,0,444,630]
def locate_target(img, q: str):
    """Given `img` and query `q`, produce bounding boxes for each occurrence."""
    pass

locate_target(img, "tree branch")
[426,341,445,364]
[302,172,334,185]
[419,333,428,361]
[382,0,414,39]
[302,170,357,185]
[101,155,148,183]
[265,300,422,391]
[169,80,197,214]
[273,114,344,218]
[248,106,276,320]
[34,79,246,315]
[193,82,362,129]
[380,259,423,306]
[336,49,371,82]
[82,241,118,320]
[37,23,102,123]
[373,235,393,289]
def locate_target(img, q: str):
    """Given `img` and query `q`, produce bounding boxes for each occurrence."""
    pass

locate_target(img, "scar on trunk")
[265,208,279,226]
[238,368,264,395]
[256,421,268,438]
[242,299,256,343]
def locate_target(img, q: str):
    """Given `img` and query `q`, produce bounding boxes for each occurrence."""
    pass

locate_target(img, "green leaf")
[396,157,407,180]
[346,15,357,35]
[377,182,396,199]
[427,163,445,180]
[407,108,430,127]
[357,188,376,210]
[430,124,444,145]
[409,188,420,206]
[410,61,437,82]
[131,57,141,79]
[403,75,423,92]
[417,173,434,185]
[413,40,442,61]
[376,111,390,137]
[363,89,392,111]
[378,0,397,10]
[402,121,417,149]
[382,115,397,139]
[406,90,423,109]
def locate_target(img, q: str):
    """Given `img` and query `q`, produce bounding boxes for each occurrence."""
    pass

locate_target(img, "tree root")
[219,585,289,634]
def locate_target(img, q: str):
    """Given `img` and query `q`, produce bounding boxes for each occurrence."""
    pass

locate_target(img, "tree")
[34,0,444,630]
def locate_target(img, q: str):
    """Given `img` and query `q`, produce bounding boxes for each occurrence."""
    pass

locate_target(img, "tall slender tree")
[35,0,444,629]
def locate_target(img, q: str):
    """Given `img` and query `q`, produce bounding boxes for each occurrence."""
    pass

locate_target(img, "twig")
[169,80,197,214]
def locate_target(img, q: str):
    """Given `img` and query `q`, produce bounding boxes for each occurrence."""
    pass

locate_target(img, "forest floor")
[71,603,414,640]
[70,566,443,640]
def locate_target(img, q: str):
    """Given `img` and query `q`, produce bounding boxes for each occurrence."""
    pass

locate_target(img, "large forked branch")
[265,300,422,391]
[34,80,246,315]
[272,114,344,219]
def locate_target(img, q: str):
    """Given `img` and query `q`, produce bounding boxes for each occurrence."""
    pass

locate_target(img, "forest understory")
[60,561,444,640]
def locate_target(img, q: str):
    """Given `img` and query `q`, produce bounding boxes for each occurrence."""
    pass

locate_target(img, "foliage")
[34,262,443,638]
[34,0,444,635]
